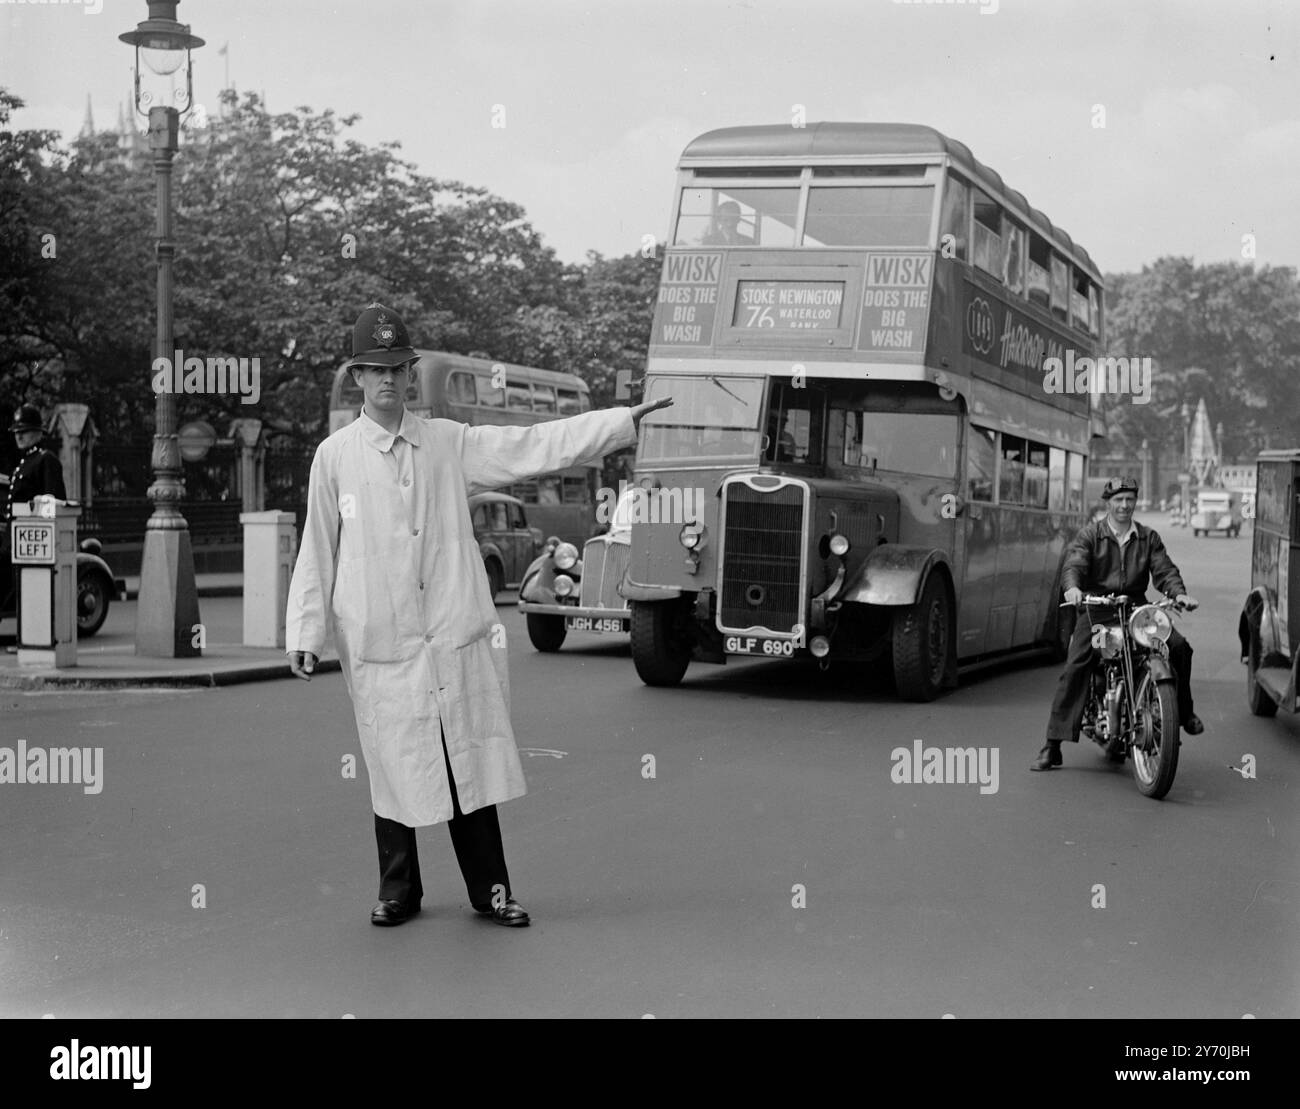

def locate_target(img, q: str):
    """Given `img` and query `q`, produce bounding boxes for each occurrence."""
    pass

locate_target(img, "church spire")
[80,94,94,138]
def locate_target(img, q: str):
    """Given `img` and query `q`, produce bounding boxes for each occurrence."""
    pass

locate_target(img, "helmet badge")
[373,311,397,349]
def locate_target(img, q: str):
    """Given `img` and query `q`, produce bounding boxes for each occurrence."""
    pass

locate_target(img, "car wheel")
[485,559,505,603]
[77,570,110,637]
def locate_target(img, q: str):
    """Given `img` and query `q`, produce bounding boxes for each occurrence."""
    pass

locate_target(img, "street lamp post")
[120,1,205,657]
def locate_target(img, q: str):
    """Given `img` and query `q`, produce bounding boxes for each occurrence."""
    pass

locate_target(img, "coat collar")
[357,407,423,453]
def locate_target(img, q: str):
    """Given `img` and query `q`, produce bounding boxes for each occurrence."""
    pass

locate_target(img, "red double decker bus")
[624,122,1106,699]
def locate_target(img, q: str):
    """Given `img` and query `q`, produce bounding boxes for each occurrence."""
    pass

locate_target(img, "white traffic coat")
[286,406,637,827]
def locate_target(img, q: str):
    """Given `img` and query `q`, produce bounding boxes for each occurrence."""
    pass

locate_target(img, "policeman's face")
[351,362,416,416]
[13,429,41,450]
[1108,492,1136,526]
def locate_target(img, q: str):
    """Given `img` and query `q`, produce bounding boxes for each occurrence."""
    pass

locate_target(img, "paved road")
[2,522,1297,1017]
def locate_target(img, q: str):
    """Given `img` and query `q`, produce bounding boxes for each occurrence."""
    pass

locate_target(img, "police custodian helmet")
[347,303,417,369]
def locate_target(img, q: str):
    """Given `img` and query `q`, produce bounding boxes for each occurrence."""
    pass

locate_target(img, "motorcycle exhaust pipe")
[1104,687,1122,739]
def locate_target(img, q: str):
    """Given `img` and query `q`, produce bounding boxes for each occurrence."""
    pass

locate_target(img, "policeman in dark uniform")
[1,405,67,612]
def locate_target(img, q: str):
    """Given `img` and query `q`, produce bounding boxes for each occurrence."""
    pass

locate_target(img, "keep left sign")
[12,520,55,564]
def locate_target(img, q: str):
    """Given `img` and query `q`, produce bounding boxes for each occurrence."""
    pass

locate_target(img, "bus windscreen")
[638,374,764,463]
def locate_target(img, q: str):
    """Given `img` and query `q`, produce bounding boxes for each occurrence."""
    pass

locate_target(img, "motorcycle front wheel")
[1131,672,1180,799]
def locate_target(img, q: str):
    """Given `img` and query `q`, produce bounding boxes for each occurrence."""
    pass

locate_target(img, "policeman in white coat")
[286,304,669,927]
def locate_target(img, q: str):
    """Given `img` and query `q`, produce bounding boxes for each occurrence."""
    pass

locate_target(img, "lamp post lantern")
[120,0,205,657]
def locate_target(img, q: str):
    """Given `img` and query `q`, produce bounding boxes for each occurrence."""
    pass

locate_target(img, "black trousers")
[1046,611,1195,743]
[373,730,512,909]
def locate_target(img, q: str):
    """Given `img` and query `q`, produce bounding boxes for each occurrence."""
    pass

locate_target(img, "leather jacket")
[1060,518,1186,602]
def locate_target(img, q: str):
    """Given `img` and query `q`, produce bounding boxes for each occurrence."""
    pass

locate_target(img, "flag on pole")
[218,42,228,56]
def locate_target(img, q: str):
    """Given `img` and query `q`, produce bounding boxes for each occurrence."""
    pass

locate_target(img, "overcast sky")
[3,0,1296,274]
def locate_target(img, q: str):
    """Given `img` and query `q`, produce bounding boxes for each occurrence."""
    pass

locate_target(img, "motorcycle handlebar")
[1059,594,1190,612]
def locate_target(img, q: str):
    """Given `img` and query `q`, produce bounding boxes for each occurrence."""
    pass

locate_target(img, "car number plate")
[724,635,797,657]
[565,616,629,634]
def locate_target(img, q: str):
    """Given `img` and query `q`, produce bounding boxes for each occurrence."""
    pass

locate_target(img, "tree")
[1103,257,1300,461]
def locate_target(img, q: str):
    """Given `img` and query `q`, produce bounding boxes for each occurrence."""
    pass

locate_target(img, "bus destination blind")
[732,280,845,330]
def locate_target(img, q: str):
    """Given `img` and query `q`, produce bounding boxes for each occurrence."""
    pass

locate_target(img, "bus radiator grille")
[719,486,804,634]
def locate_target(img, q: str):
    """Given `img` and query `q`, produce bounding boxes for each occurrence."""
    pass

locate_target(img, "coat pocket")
[332,556,410,663]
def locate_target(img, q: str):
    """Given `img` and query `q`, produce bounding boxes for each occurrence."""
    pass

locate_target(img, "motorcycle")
[1,537,125,638]
[1074,593,1189,800]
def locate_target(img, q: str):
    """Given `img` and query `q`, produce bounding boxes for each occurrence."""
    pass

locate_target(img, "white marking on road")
[519,747,567,759]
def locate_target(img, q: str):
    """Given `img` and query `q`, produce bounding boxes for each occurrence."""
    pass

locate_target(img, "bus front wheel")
[630,600,692,686]
[892,575,952,702]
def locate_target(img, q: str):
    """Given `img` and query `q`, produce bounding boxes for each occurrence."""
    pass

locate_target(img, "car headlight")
[679,521,706,551]
[553,574,576,598]
[1130,605,1172,647]
[553,542,579,570]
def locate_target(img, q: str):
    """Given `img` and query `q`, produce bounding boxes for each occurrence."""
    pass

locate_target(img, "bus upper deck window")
[506,382,532,411]
[1027,233,1051,307]
[1050,254,1070,321]
[557,389,582,415]
[940,174,968,261]
[972,191,1002,278]
[1071,270,1092,332]
[674,186,798,247]
[1003,221,1025,295]
[1088,285,1101,336]
[802,186,934,247]
[447,371,477,407]
[477,376,505,407]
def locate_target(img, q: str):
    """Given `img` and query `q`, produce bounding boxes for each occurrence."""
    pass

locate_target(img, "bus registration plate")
[724,635,797,658]
[566,616,629,634]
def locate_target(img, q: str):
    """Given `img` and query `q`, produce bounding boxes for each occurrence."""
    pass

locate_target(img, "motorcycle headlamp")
[1129,605,1172,648]
[553,542,579,571]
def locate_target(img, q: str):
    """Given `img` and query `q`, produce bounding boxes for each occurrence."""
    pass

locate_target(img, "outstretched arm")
[458,402,670,494]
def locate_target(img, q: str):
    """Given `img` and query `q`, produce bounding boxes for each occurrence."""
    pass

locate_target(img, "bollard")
[240,510,298,648]
[11,497,80,668]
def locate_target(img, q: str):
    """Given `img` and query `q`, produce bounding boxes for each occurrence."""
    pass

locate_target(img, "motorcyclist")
[1033,476,1203,771]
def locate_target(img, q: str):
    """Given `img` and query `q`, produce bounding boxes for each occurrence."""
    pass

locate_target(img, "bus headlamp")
[829,534,850,557]
[553,542,579,570]
[553,574,576,598]
[1130,605,1172,647]
[679,521,706,550]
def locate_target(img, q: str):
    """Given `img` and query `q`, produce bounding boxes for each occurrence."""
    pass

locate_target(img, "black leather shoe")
[473,898,531,927]
[370,899,419,926]
[1031,743,1063,771]
[1183,714,1205,735]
